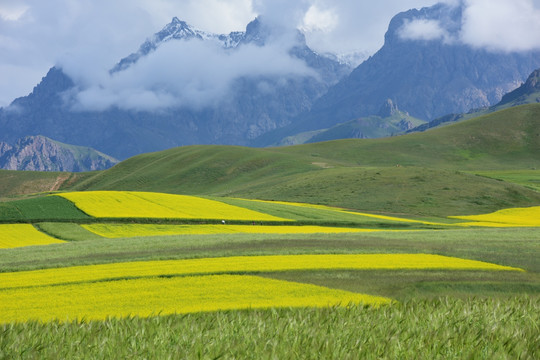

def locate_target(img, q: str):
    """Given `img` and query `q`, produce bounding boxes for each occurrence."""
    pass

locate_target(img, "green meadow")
[0,104,539,358]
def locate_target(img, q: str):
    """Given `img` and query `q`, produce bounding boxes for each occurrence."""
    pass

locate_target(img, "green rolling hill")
[1,103,539,217]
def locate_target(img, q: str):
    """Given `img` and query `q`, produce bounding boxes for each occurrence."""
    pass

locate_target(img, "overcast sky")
[1,0,540,108]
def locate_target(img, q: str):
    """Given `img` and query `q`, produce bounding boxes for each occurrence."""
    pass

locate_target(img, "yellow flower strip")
[0,224,65,249]
[451,206,540,227]
[82,224,391,238]
[454,222,537,228]
[238,198,445,225]
[0,254,523,291]
[0,275,392,323]
[56,191,289,221]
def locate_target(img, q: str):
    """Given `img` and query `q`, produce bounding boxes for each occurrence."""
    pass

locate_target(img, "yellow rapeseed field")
[56,191,289,221]
[0,254,523,290]
[0,275,392,323]
[239,198,443,225]
[82,223,389,238]
[451,206,540,227]
[0,224,65,249]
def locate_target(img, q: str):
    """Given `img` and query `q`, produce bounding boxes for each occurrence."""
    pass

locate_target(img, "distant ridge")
[257,3,540,146]
[498,68,540,106]
[0,135,118,172]
[0,17,349,159]
[408,67,540,133]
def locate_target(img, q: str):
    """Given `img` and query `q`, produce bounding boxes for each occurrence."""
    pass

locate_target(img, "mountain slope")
[279,99,426,145]
[0,136,118,172]
[0,18,349,160]
[60,104,540,216]
[257,3,540,145]
[276,103,540,170]
[498,68,540,107]
[409,67,540,133]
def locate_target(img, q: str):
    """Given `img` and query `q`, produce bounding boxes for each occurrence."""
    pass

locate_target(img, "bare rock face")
[499,68,540,106]
[281,3,540,138]
[0,136,118,172]
[0,18,350,160]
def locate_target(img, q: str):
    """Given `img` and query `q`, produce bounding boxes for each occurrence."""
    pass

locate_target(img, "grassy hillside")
[0,170,92,199]
[59,104,540,216]
[69,145,318,194]
[1,104,539,216]
[279,111,426,145]
[276,103,540,170]
[1,105,538,359]
[0,170,63,199]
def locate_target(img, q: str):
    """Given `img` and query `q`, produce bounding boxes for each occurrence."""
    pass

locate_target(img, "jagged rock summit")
[378,99,402,118]
[112,17,245,72]
[0,136,118,172]
[0,17,350,160]
[2,4,540,161]
[499,68,540,106]
[262,2,540,144]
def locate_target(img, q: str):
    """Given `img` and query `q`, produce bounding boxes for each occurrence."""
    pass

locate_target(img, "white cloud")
[460,0,540,52]
[398,19,451,42]
[67,34,317,112]
[302,5,339,33]
[0,0,440,107]
[0,3,28,21]
[3,0,540,109]
[395,0,540,52]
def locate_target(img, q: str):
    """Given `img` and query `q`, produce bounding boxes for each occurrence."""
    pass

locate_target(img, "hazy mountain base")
[279,100,426,145]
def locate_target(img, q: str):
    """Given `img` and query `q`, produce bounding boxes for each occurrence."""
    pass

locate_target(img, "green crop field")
[0,104,539,358]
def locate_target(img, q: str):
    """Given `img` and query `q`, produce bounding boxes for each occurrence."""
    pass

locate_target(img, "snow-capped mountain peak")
[111,17,234,73]
[111,17,310,73]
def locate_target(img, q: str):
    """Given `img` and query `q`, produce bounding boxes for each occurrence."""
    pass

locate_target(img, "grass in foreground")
[1,297,537,359]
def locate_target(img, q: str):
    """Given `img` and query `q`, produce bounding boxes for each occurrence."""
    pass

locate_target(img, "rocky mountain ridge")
[0,17,349,159]
[2,4,540,160]
[407,67,540,133]
[277,99,426,145]
[112,17,245,73]
[0,136,118,172]
[256,3,540,145]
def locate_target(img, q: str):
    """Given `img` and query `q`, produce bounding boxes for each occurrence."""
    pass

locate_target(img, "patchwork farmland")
[0,188,538,358]
[1,105,539,358]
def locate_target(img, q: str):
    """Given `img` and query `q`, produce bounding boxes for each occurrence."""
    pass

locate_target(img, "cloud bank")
[0,0,441,107]
[67,38,317,111]
[2,0,540,110]
[399,19,451,42]
[460,0,540,52]
[398,0,540,52]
